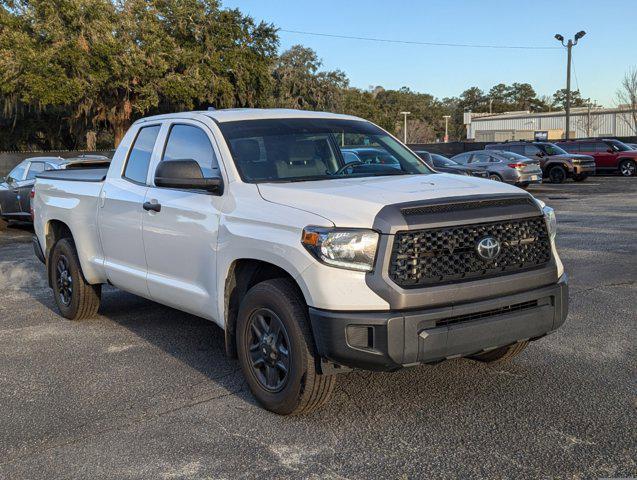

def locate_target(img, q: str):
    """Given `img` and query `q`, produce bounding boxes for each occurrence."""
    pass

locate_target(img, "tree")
[0,0,278,147]
[272,45,348,111]
[616,66,637,134]
[508,83,547,112]
[552,88,587,110]
[458,87,486,112]
[487,83,512,113]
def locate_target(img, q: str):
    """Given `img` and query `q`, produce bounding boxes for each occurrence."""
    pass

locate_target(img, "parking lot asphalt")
[0,177,635,479]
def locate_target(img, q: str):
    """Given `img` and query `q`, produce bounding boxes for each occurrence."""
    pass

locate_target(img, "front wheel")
[236,278,335,415]
[548,166,567,184]
[619,159,636,176]
[50,238,101,320]
[469,341,528,364]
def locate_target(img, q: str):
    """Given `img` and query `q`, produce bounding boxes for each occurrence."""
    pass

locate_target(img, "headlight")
[543,205,557,240]
[301,227,379,272]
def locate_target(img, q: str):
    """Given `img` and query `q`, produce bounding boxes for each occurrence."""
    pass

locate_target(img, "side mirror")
[154,159,223,195]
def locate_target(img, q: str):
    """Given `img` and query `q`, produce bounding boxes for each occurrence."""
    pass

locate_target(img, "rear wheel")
[488,173,502,182]
[237,278,335,415]
[50,238,101,320]
[469,341,528,364]
[619,159,636,177]
[573,174,588,182]
[548,166,567,183]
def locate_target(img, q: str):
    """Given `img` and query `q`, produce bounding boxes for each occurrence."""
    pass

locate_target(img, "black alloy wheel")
[549,166,567,183]
[246,308,291,392]
[56,255,73,306]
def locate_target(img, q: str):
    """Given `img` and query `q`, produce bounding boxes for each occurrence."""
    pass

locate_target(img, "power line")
[279,29,562,50]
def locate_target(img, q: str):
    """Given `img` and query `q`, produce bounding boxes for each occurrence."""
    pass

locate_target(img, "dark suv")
[554,138,637,176]
[485,141,596,183]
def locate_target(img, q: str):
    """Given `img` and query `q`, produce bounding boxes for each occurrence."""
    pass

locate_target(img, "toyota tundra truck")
[32,109,568,415]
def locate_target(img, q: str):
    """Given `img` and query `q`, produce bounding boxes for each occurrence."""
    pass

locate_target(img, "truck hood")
[552,154,594,161]
[257,173,528,230]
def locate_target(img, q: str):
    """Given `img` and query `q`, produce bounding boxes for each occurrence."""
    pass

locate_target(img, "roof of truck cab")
[134,108,364,124]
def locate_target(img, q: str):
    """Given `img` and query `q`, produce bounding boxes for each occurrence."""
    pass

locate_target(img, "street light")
[554,30,586,140]
[443,115,451,143]
[400,111,410,143]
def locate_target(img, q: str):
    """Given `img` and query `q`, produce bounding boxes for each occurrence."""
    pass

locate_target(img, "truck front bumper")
[573,164,596,175]
[309,275,568,372]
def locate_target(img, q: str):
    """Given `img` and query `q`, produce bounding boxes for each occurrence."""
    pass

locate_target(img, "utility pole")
[400,111,410,143]
[555,31,586,140]
[443,115,451,142]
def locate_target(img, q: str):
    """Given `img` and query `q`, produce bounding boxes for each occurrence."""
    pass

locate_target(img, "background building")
[464,106,637,141]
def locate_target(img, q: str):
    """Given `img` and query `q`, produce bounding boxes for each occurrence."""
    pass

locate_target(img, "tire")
[50,238,101,320]
[469,341,528,364]
[618,159,636,177]
[236,278,335,415]
[573,174,588,182]
[548,166,567,184]
[488,173,502,182]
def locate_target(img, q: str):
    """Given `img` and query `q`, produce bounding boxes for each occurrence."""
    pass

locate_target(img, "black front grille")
[389,216,551,288]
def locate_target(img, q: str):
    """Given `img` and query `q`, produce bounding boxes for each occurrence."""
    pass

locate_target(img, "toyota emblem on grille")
[476,236,501,261]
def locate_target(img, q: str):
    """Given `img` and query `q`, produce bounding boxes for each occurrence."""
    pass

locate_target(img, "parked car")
[33,109,567,415]
[413,150,489,178]
[485,141,596,183]
[625,143,637,150]
[451,150,542,188]
[341,147,401,168]
[554,138,637,177]
[0,155,110,222]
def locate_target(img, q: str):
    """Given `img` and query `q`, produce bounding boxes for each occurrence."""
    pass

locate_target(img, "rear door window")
[123,125,161,184]
[162,124,219,177]
[595,142,610,152]
[470,152,489,164]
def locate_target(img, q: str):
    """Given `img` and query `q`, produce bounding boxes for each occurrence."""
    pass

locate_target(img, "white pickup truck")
[33,109,568,415]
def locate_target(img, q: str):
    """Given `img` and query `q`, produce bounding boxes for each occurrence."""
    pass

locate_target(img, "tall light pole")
[400,111,410,143]
[443,115,451,142]
[554,31,586,140]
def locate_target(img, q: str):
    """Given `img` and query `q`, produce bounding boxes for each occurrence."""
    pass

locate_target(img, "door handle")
[143,201,161,213]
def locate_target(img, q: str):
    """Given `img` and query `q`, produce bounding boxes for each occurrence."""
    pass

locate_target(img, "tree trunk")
[113,121,130,148]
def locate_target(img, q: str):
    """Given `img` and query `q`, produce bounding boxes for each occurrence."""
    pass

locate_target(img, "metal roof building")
[464,107,637,142]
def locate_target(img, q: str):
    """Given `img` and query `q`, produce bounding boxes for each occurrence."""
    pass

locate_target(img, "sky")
[222,0,636,107]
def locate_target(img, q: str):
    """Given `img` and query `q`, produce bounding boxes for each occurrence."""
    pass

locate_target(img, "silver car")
[0,155,110,222]
[451,150,542,188]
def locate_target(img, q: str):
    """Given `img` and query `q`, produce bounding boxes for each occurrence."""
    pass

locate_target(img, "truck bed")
[36,168,108,182]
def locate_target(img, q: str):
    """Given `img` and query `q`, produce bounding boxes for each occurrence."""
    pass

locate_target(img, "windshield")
[607,139,632,152]
[218,118,433,183]
[431,154,457,167]
[541,143,568,155]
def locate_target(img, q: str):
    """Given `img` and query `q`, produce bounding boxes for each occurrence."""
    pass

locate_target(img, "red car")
[555,139,637,176]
